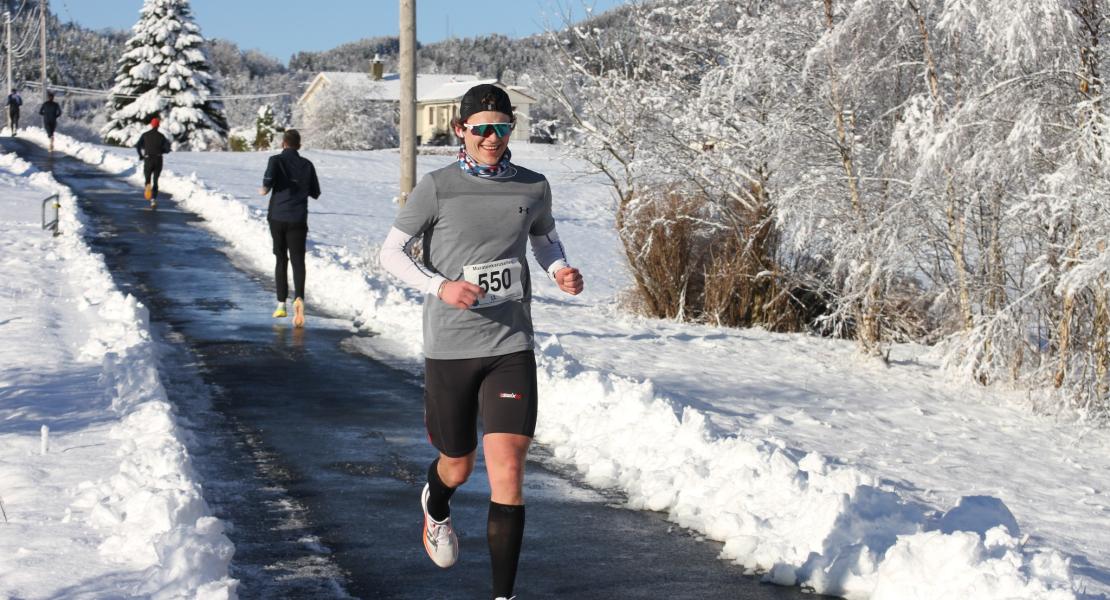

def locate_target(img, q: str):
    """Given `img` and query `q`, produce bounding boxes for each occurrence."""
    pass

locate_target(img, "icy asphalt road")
[4,137,820,600]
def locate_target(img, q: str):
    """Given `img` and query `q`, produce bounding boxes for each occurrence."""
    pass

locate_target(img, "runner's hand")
[554,267,583,295]
[438,280,485,309]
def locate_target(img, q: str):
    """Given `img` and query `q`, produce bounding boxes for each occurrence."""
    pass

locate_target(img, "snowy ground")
[0,139,236,598]
[6,126,1108,599]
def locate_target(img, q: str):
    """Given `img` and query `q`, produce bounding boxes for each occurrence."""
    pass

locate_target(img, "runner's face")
[458,110,511,166]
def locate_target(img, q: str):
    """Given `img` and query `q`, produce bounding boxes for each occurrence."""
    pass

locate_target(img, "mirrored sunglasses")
[462,122,514,138]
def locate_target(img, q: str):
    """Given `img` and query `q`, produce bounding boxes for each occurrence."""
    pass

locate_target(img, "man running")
[259,129,319,328]
[378,83,584,600]
[5,90,22,136]
[38,92,61,151]
[135,117,171,207]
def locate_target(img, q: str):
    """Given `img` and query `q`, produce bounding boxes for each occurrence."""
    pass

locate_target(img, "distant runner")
[379,83,584,600]
[135,117,171,208]
[38,92,62,152]
[5,90,22,136]
[259,129,319,328]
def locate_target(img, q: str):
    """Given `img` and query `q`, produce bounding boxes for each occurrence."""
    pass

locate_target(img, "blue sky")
[58,0,632,63]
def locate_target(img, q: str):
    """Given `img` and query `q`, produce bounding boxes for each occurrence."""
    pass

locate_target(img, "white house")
[297,62,537,145]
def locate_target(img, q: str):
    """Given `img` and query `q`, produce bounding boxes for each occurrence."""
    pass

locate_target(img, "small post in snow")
[40,424,49,455]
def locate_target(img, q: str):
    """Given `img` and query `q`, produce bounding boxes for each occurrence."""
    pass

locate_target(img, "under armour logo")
[519,207,529,214]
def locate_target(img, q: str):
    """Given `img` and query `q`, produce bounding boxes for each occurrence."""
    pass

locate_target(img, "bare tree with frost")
[296,81,398,151]
[546,0,1110,414]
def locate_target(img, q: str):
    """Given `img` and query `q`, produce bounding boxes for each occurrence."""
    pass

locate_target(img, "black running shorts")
[423,350,538,457]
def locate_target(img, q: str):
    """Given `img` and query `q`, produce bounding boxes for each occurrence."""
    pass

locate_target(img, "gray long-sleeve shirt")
[390,162,557,360]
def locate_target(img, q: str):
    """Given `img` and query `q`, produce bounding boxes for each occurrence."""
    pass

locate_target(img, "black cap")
[459,84,513,122]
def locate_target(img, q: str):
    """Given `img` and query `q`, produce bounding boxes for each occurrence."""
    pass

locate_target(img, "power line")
[23,80,290,101]
[10,2,38,58]
[7,0,30,19]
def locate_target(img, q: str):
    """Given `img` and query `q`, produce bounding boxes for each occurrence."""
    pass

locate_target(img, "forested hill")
[287,6,633,79]
[13,1,633,92]
[289,34,548,82]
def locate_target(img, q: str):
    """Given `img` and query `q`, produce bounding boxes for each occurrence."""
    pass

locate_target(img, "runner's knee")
[438,453,475,487]
[487,457,525,492]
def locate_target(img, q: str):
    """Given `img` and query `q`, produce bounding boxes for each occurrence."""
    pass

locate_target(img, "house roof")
[299,72,536,106]
[422,79,539,105]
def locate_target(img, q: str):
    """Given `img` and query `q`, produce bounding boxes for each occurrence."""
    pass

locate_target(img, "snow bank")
[535,337,1075,599]
[0,147,237,599]
[35,128,1081,599]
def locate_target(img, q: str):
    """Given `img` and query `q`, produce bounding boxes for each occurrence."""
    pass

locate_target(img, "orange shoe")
[144,184,152,200]
[292,297,305,328]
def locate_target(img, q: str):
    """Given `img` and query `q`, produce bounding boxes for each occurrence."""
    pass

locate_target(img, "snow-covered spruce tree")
[101,0,228,150]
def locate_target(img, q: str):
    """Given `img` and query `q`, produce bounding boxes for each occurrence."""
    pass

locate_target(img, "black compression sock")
[426,458,456,522]
[488,501,525,599]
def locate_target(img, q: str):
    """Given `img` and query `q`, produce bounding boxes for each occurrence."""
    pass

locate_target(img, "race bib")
[462,258,524,309]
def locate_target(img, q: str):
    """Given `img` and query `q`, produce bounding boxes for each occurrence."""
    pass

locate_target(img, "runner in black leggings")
[39,92,62,151]
[136,117,171,207]
[259,129,320,328]
[6,90,22,136]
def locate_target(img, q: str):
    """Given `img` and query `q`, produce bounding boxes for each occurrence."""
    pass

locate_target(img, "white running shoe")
[494,597,517,600]
[421,483,459,568]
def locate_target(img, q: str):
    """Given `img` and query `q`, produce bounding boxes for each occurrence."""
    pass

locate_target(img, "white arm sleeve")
[378,226,447,296]
[529,227,570,280]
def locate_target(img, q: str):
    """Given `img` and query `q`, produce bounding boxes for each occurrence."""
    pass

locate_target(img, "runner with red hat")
[136,116,171,208]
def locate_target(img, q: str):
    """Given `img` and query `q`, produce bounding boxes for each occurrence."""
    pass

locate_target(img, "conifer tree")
[253,104,279,150]
[101,0,228,149]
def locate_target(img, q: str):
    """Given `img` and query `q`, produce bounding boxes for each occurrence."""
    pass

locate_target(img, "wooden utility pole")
[399,0,416,206]
[4,10,11,134]
[4,11,11,98]
[38,0,46,100]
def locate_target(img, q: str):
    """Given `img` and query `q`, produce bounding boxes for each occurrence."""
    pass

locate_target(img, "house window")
[428,107,434,125]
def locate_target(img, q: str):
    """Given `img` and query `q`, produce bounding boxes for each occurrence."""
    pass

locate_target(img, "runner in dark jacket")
[6,90,22,136]
[258,129,320,327]
[135,117,171,206]
[39,92,62,150]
